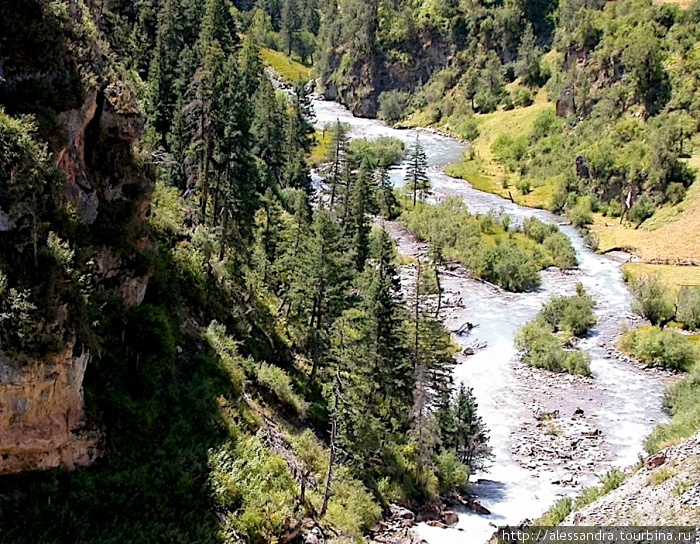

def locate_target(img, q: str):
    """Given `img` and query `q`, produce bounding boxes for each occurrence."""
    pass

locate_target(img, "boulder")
[416,505,441,522]
[442,511,459,526]
[646,452,666,469]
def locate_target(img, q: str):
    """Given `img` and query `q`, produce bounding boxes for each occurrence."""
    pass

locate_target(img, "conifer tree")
[376,168,399,219]
[348,167,373,271]
[515,23,542,87]
[323,120,350,212]
[252,78,287,189]
[405,137,430,207]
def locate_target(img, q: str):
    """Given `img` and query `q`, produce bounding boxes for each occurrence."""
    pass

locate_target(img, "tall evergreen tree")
[405,137,430,207]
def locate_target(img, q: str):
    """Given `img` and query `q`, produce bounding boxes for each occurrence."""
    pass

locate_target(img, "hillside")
[565,432,700,526]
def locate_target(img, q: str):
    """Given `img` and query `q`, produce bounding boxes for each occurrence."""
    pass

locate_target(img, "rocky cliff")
[0,0,153,475]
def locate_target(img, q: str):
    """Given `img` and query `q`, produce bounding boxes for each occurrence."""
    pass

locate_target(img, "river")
[312,99,672,544]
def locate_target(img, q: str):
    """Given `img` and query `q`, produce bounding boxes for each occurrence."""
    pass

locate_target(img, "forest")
[3,0,700,542]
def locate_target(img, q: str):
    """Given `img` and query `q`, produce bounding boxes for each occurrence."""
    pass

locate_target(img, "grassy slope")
[443,89,555,209]
[260,48,311,82]
[594,155,700,288]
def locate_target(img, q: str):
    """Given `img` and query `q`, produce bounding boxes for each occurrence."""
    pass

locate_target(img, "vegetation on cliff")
[0,1,492,542]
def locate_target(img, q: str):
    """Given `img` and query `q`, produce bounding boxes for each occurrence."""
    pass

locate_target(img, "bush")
[539,286,596,336]
[537,497,573,526]
[568,196,593,227]
[514,320,592,375]
[518,179,532,195]
[619,326,698,371]
[523,217,558,242]
[348,136,406,169]
[255,363,308,415]
[676,286,700,330]
[456,117,479,141]
[513,87,534,107]
[209,437,297,543]
[629,274,675,326]
[531,109,562,141]
[629,195,655,226]
[481,243,541,292]
[491,134,529,163]
[666,182,686,205]
[378,90,411,124]
[434,450,469,494]
[646,371,700,452]
[543,233,578,270]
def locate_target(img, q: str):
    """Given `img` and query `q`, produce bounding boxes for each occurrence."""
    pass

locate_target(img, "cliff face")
[0,0,153,475]
[0,345,99,475]
[321,33,452,118]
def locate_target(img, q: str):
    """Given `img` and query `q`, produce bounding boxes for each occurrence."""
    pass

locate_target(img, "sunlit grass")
[260,48,311,82]
[441,90,555,209]
[622,263,700,293]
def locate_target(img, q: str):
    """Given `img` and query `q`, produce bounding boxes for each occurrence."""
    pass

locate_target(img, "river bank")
[312,96,674,544]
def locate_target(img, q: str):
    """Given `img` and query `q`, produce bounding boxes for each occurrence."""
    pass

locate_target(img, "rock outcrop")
[0,0,153,475]
[0,344,100,475]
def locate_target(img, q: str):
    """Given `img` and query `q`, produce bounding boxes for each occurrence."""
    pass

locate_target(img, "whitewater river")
[313,100,671,544]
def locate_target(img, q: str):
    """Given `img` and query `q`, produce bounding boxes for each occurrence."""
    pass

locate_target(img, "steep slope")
[565,432,700,526]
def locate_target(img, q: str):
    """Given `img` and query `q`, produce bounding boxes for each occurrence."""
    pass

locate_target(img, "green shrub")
[619,326,698,371]
[518,178,532,194]
[209,436,297,544]
[378,90,411,124]
[256,363,308,415]
[513,87,534,107]
[348,136,406,169]
[492,133,529,163]
[531,109,562,141]
[514,320,591,375]
[676,286,700,330]
[666,182,687,205]
[523,217,558,242]
[456,116,480,141]
[537,497,573,526]
[604,200,623,217]
[629,274,675,326]
[650,467,676,486]
[646,371,700,452]
[543,232,578,269]
[629,195,655,226]
[434,450,469,494]
[568,196,593,227]
[539,286,596,336]
[481,243,541,292]
[574,468,626,509]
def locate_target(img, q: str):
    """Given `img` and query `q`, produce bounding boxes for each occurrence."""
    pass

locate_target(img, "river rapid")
[312,99,671,544]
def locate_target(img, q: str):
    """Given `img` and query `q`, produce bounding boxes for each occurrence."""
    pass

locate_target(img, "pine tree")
[405,137,430,207]
[449,384,491,471]
[348,167,373,271]
[364,228,412,426]
[280,0,301,57]
[289,209,353,384]
[148,0,185,145]
[240,35,264,99]
[376,168,399,219]
[323,120,350,212]
[515,23,542,87]
[252,78,287,189]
